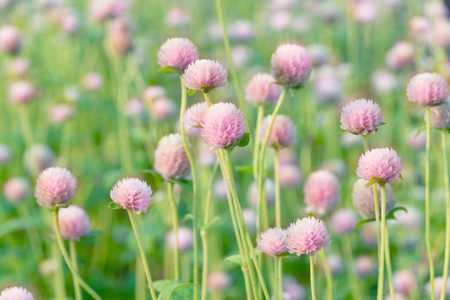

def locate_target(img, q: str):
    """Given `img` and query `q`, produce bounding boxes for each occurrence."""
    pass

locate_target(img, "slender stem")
[361,135,369,153]
[167,181,179,280]
[425,107,435,300]
[342,235,362,300]
[203,92,212,108]
[319,249,333,300]
[274,150,281,228]
[253,105,264,179]
[52,240,66,300]
[274,258,282,300]
[18,106,34,148]
[215,0,251,134]
[377,184,387,300]
[245,233,270,300]
[17,203,44,262]
[310,254,316,300]
[441,130,450,300]
[179,76,199,299]
[52,209,102,300]
[384,227,395,300]
[127,210,157,300]
[69,240,82,300]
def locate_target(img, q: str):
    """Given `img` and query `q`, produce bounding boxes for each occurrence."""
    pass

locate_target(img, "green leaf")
[154,280,195,300]
[415,123,426,137]
[354,218,376,229]
[225,254,242,265]
[236,133,250,148]
[188,89,196,96]
[200,84,215,92]
[380,122,387,126]
[276,252,297,259]
[446,128,450,134]
[157,282,195,300]
[140,169,164,182]
[169,179,193,193]
[158,66,179,74]
[0,216,42,239]
[202,216,220,230]
[365,177,383,187]
[399,173,403,180]
[336,129,347,135]
[235,165,253,174]
[108,202,122,210]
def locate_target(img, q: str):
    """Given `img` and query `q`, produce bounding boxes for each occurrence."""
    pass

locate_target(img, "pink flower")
[8,81,37,105]
[340,99,383,135]
[406,73,448,106]
[183,59,228,93]
[106,18,132,58]
[330,209,358,234]
[430,100,450,129]
[408,130,426,150]
[23,144,55,175]
[279,164,302,187]
[355,255,376,277]
[356,148,402,183]
[352,179,396,219]
[286,216,331,256]
[142,86,166,103]
[3,177,31,203]
[229,20,254,42]
[58,205,91,241]
[151,98,176,120]
[207,271,233,292]
[49,104,75,124]
[158,37,198,71]
[245,73,283,106]
[125,98,144,117]
[0,25,22,54]
[426,276,450,299]
[270,43,312,88]
[0,286,34,300]
[166,226,193,251]
[371,69,398,94]
[303,170,339,215]
[248,180,275,207]
[260,115,297,148]
[82,73,103,91]
[393,269,416,296]
[0,144,11,165]
[165,5,190,27]
[256,227,288,258]
[353,0,377,23]
[184,102,208,129]
[201,102,246,149]
[386,41,414,70]
[154,134,190,180]
[110,178,153,214]
[326,254,344,275]
[283,276,306,300]
[35,167,77,208]
[8,57,29,76]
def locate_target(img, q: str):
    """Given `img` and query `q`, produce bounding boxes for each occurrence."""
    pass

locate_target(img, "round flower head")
[260,115,297,148]
[355,255,376,277]
[166,226,193,251]
[356,148,402,183]
[270,43,313,88]
[427,276,450,300]
[208,271,233,292]
[245,73,283,106]
[23,144,55,175]
[110,178,153,214]
[393,269,416,295]
[0,144,11,165]
[279,164,302,187]
[0,286,34,300]
[157,37,198,72]
[286,216,331,256]
[142,85,166,103]
[151,97,176,121]
[430,100,450,129]
[3,177,31,203]
[35,167,77,208]
[243,208,257,232]
[408,130,426,150]
[8,81,37,105]
[256,227,288,258]
[8,57,29,76]
[385,41,414,70]
[352,179,396,219]
[125,98,144,117]
[303,170,339,215]
[248,179,275,207]
[184,102,208,129]
[58,205,91,241]
[105,18,132,58]
[283,276,306,300]
[406,73,448,106]
[326,254,344,275]
[371,69,398,94]
[154,134,190,180]
[0,25,22,54]
[340,99,383,135]
[183,59,228,93]
[82,73,102,91]
[49,104,75,124]
[201,102,246,149]
[330,208,358,235]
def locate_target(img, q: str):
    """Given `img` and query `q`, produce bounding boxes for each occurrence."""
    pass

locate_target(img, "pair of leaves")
[153,280,195,300]
[337,122,387,135]
[223,132,251,151]
[354,206,408,229]
[158,66,181,75]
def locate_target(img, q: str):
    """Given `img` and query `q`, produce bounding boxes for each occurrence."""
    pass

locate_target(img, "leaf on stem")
[140,169,164,182]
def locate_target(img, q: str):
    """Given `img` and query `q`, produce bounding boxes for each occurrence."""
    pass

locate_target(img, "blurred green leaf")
[154,280,196,300]
[169,179,193,193]
[108,202,122,210]
[354,218,376,229]
[188,89,196,96]
[225,254,242,265]
[236,133,250,148]
[141,169,164,182]
[202,216,220,230]
[336,129,347,135]
[158,66,179,74]
[157,282,194,300]
[235,165,253,174]
[0,217,41,239]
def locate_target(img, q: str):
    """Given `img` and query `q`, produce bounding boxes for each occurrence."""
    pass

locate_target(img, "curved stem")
[319,249,333,300]
[377,184,387,300]
[441,130,450,300]
[425,107,435,300]
[384,227,394,300]
[179,76,199,299]
[127,210,157,300]
[69,240,82,300]
[274,150,281,228]
[253,105,264,179]
[52,209,102,300]
[167,181,179,280]
[361,135,369,153]
[309,254,316,300]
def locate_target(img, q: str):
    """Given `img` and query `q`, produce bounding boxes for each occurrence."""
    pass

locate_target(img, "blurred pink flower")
[208,271,233,292]
[35,167,77,208]
[3,177,31,203]
[58,205,91,241]
[386,41,414,70]
[110,178,153,214]
[260,115,297,148]
[154,134,190,180]
[286,216,331,256]
[304,170,339,215]
[245,73,282,106]
[166,226,193,251]
[256,227,288,258]
[183,59,228,92]
[158,37,198,71]
[352,179,396,219]
[0,25,21,54]
[271,43,312,87]
[8,81,37,105]
[330,208,358,234]
[49,104,75,124]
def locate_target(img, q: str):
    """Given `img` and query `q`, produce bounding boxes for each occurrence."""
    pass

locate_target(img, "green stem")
[127,210,157,300]
[253,105,264,179]
[377,184,387,300]
[179,75,199,300]
[441,130,450,300]
[384,227,394,300]
[342,235,362,300]
[425,107,435,300]
[17,203,44,262]
[203,92,212,108]
[69,240,82,300]
[310,254,316,300]
[167,181,179,280]
[319,249,333,300]
[52,209,102,300]
[18,106,34,148]
[361,135,369,152]
[274,258,282,300]
[274,150,281,228]
[52,240,66,300]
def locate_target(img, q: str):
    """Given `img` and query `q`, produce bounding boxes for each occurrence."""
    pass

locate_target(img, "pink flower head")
[8,81,37,105]
[352,179,396,219]
[355,255,376,277]
[426,276,450,299]
[245,73,283,106]
[430,100,450,129]
[0,144,11,165]
[326,254,344,275]
[256,227,288,258]
[303,170,339,215]
[283,276,306,300]
[3,177,31,203]
[183,59,228,93]
[154,134,190,180]
[125,98,144,117]
[157,37,198,72]
[408,130,426,150]
[393,269,416,296]
[151,97,175,120]
[330,208,358,234]
[35,167,77,208]
[58,205,91,241]
[8,57,29,76]
[356,148,402,183]
[270,43,312,88]
[243,208,257,232]
[207,271,233,292]
[371,69,398,94]
[88,0,113,23]
[165,5,190,27]
[0,286,34,300]
[49,104,75,124]
[201,102,246,149]
[106,18,132,58]
[166,226,193,251]
[110,178,153,214]
[407,73,448,106]
[248,180,275,207]
[82,73,103,91]
[286,216,331,256]
[0,25,22,54]
[184,102,208,129]
[340,99,383,135]
[142,85,166,103]
[386,41,414,70]
[353,0,378,23]
[229,20,254,42]
[260,115,297,148]
[279,164,302,187]
[23,144,55,175]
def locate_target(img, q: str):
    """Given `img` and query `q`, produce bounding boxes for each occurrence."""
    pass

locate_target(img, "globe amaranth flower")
[330,208,358,235]
[3,177,31,203]
[303,170,339,215]
[183,102,208,129]
[393,269,416,296]
[279,164,302,187]
[352,178,396,219]
[154,133,190,180]
[256,227,288,258]
[58,205,91,241]
[270,43,313,88]
[286,216,331,256]
[201,102,246,149]
[166,226,193,251]
[208,271,233,292]
[245,73,283,106]
[407,73,448,106]
[340,99,383,135]
[23,144,55,176]
[35,167,77,208]
[0,25,22,54]
[248,179,275,207]
[0,286,34,300]
[8,81,37,105]
[430,99,450,129]
[260,115,297,148]
[110,177,153,214]
[183,59,227,93]
[356,148,402,183]
[158,37,198,72]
